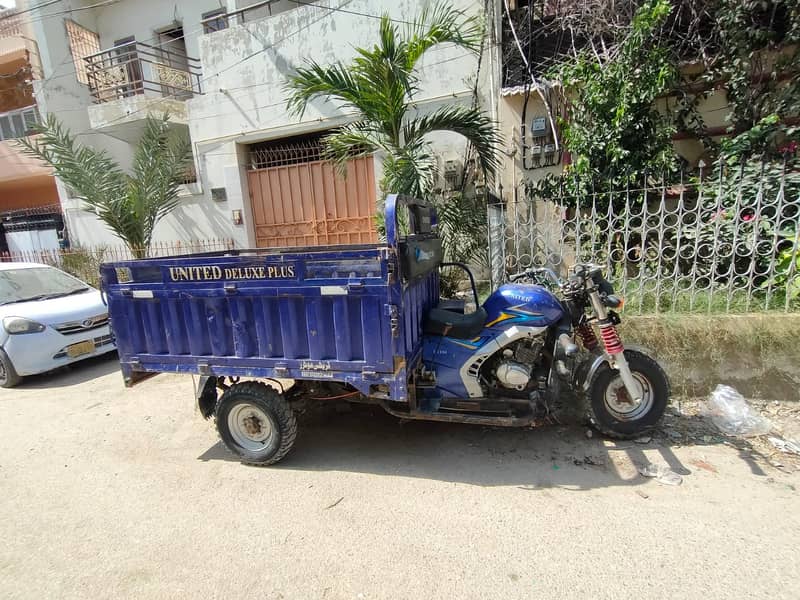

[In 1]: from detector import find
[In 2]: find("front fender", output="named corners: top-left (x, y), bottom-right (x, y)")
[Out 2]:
top-left (577, 344), bottom-right (658, 391)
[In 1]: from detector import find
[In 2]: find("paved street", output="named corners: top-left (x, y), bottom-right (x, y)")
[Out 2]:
top-left (1, 355), bottom-right (798, 600)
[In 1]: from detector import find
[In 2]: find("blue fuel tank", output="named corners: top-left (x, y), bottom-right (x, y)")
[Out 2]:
top-left (482, 283), bottom-right (565, 329)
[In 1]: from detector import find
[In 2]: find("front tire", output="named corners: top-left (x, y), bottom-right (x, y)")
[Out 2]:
top-left (215, 381), bottom-right (298, 465)
top-left (587, 349), bottom-right (669, 438)
top-left (0, 349), bottom-right (21, 388)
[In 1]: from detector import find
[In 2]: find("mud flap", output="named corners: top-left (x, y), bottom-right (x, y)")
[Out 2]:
top-left (196, 375), bottom-right (219, 419)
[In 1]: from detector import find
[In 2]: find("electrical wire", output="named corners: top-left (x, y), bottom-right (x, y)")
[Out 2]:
top-left (33, 0), bottom-right (478, 155)
top-left (503, 0), bottom-right (559, 152)
top-left (0, 0), bottom-right (62, 22)
top-left (34, 0), bottom-right (469, 103)
top-left (33, 0), bottom-right (343, 94)
top-left (287, 0), bottom-right (415, 26)
top-left (0, 0), bottom-right (121, 29)
top-left (74, 0), bottom-right (366, 132)
top-left (190, 52), bottom-right (474, 123)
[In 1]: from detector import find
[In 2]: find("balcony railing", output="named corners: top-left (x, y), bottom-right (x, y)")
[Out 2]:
top-left (201, 1), bottom-right (307, 33)
top-left (84, 42), bottom-right (201, 104)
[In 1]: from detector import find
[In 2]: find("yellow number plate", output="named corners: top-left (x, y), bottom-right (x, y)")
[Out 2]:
top-left (67, 340), bottom-right (95, 358)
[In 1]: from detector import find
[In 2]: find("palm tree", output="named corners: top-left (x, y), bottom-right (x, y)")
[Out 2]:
top-left (285, 1), bottom-right (499, 200)
top-left (19, 114), bottom-right (190, 258)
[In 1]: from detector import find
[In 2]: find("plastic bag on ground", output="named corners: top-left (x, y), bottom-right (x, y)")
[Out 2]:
top-left (701, 385), bottom-right (773, 437)
top-left (638, 463), bottom-right (683, 486)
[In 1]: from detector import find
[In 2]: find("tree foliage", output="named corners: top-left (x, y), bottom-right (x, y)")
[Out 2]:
top-left (19, 114), bottom-right (190, 258)
top-left (528, 0), bottom-right (677, 206)
top-left (285, 1), bottom-right (499, 202)
top-left (709, 0), bottom-right (800, 139)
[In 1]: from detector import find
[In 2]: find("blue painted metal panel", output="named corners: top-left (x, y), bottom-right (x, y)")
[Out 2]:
top-left (102, 195), bottom-right (440, 402)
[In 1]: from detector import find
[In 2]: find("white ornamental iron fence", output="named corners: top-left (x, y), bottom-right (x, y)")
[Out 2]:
top-left (488, 154), bottom-right (800, 314)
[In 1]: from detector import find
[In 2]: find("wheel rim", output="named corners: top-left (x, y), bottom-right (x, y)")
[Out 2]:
top-left (227, 403), bottom-right (276, 452)
top-left (603, 372), bottom-right (654, 421)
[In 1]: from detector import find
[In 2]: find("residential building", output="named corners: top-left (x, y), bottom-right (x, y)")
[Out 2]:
top-left (0, 6), bottom-right (63, 254)
top-left (25, 0), bottom-right (489, 250)
top-left (496, 0), bottom-right (768, 198)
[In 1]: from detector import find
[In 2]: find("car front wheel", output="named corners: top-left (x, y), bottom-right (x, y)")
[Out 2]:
top-left (0, 349), bottom-right (21, 388)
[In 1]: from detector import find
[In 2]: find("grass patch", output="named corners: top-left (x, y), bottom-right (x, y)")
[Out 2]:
top-left (620, 313), bottom-right (800, 399)
top-left (618, 280), bottom-right (799, 314)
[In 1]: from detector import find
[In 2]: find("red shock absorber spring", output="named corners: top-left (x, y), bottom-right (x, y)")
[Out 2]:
top-left (575, 323), bottom-right (599, 351)
top-left (599, 323), bottom-right (624, 355)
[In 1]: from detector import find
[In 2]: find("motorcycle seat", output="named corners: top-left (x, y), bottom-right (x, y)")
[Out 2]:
top-left (424, 306), bottom-right (487, 339)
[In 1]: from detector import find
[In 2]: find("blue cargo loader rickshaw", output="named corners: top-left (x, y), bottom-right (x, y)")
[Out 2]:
top-left (101, 194), bottom-right (669, 465)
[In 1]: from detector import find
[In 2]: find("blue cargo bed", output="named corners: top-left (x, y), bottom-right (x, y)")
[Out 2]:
top-left (100, 195), bottom-right (441, 403)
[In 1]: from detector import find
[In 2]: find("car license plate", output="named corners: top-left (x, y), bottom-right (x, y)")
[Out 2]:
top-left (67, 340), bottom-right (95, 358)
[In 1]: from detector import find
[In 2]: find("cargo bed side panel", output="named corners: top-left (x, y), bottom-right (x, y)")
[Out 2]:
top-left (102, 250), bottom-right (396, 379)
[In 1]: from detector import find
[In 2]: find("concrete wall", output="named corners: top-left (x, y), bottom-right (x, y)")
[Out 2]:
top-left (622, 314), bottom-right (800, 401)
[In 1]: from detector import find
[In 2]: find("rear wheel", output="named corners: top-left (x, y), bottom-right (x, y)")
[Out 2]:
top-left (0, 349), bottom-right (21, 388)
top-left (587, 350), bottom-right (669, 438)
top-left (215, 381), bottom-right (297, 465)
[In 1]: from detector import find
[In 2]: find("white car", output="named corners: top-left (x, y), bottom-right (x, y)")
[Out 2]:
top-left (0, 262), bottom-right (116, 387)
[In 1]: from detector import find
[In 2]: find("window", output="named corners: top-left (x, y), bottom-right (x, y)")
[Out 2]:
top-left (202, 8), bottom-right (228, 33)
top-left (65, 19), bottom-right (100, 85)
top-left (0, 106), bottom-right (39, 141)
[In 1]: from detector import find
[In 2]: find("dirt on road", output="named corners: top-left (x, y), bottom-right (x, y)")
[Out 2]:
top-left (1, 354), bottom-right (798, 600)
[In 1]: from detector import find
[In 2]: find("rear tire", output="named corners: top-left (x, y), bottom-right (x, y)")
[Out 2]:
top-left (215, 381), bottom-right (297, 465)
top-left (0, 349), bottom-right (21, 388)
top-left (587, 349), bottom-right (669, 439)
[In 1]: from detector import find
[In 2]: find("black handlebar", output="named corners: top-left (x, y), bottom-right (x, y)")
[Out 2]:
top-left (509, 267), bottom-right (561, 285)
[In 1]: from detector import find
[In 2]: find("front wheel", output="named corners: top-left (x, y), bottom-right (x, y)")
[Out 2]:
top-left (587, 349), bottom-right (669, 438)
top-left (215, 381), bottom-right (298, 465)
top-left (0, 349), bottom-right (21, 388)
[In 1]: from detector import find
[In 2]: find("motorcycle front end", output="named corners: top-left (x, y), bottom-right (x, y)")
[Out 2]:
top-left (511, 264), bottom-right (670, 438)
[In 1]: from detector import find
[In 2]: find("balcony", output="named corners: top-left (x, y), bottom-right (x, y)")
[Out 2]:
top-left (83, 42), bottom-right (201, 142)
top-left (200, 1), bottom-right (308, 33)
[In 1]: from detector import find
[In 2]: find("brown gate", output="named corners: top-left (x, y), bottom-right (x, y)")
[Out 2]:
top-left (247, 155), bottom-right (377, 248)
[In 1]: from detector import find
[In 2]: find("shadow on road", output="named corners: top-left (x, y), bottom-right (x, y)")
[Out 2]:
top-left (198, 403), bottom-right (708, 489)
top-left (12, 351), bottom-right (120, 389)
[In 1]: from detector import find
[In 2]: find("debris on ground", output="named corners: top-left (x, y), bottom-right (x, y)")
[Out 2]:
top-left (690, 458), bottom-right (718, 474)
top-left (768, 437), bottom-right (800, 456)
top-left (634, 436), bottom-right (652, 444)
top-left (701, 385), bottom-right (774, 437)
top-left (639, 463), bottom-right (683, 486)
top-left (648, 396), bottom-right (800, 473)
top-left (324, 496), bottom-right (344, 510)
top-left (636, 490), bottom-right (649, 499)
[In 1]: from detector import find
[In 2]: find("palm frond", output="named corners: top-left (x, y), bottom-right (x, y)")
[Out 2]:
top-left (285, 60), bottom-right (365, 118)
top-left (403, 105), bottom-right (501, 177)
top-left (405, 1), bottom-right (483, 70)
top-left (383, 140), bottom-right (437, 198)
top-left (129, 114), bottom-right (191, 247)
top-left (284, 1), bottom-right (498, 208)
top-left (17, 114), bottom-right (126, 212)
top-left (321, 121), bottom-right (388, 176)
top-left (17, 113), bottom-right (188, 257)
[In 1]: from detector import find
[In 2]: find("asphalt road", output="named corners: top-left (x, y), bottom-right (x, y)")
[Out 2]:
top-left (1, 354), bottom-right (798, 599)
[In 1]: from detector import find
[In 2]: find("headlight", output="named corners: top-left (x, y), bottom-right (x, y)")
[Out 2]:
top-left (2, 317), bottom-right (46, 334)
